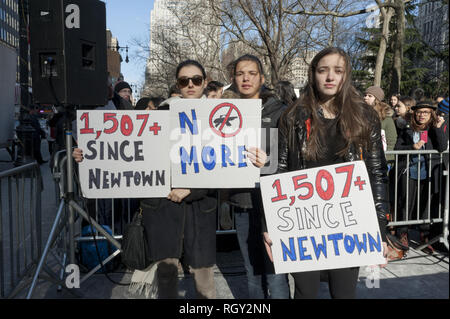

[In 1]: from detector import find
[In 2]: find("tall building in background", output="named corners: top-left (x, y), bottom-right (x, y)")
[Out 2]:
top-left (0, 0), bottom-right (19, 149)
top-left (106, 29), bottom-right (122, 84)
top-left (289, 51), bottom-right (318, 89)
top-left (145, 0), bottom-right (220, 95)
top-left (0, 0), bottom-right (19, 48)
top-left (417, 0), bottom-right (449, 77)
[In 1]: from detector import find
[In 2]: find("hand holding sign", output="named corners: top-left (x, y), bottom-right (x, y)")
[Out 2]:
top-left (170, 99), bottom-right (261, 188)
top-left (246, 147), bottom-right (267, 168)
top-left (167, 189), bottom-right (191, 203)
top-left (263, 232), bottom-right (274, 263)
top-left (73, 148), bottom-right (83, 163)
top-left (77, 110), bottom-right (171, 199)
top-left (260, 161), bottom-right (386, 274)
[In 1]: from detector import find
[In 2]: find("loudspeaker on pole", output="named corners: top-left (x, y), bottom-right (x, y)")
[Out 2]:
top-left (29, 0), bottom-right (108, 106)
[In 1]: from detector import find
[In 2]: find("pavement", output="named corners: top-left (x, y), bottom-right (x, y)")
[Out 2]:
top-left (1, 140), bottom-right (449, 300)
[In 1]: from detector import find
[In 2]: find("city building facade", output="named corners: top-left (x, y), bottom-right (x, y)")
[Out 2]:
top-left (417, 0), bottom-right (449, 77)
top-left (106, 29), bottom-right (122, 84)
top-left (0, 0), bottom-right (19, 147)
top-left (289, 50), bottom-right (318, 89)
top-left (145, 0), bottom-right (221, 95)
top-left (0, 0), bottom-right (19, 49)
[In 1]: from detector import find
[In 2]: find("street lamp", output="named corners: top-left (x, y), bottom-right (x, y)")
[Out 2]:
top-left (108, 44), bottom-right (130, 63)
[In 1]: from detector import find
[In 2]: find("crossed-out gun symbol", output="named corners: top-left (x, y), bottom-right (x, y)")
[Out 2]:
top-left (214, 115), bottom-right (238, 128)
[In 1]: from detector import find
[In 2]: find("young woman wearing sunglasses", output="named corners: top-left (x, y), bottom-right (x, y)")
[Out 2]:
top-left (73, 61), bottom-right (217, 299)
top-left (138, 60), bottom-right (220, 299)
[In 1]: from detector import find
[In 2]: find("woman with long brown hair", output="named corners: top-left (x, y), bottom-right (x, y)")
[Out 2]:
top-left (263, 47), bottom-right (389, 299)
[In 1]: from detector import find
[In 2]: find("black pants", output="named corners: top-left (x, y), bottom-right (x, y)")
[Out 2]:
top-left (291, 267), bottom-right (360, 299)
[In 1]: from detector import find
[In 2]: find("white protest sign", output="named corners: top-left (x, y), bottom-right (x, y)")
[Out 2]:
top-left (260, 161), bottom-right (385, 274)
top-left (77, 110), bottom-right (171, 198)
top-left (170, 99), bottom-right (261, 188)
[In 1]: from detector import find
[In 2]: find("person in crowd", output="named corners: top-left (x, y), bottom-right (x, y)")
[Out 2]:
top-left (390, 94), bottom-right (400, 109)
top-left (393, 96), bottom-right (415, 134)
top-left (114, 81), bottom-right (133, 102)
top-left (73, 60), bottom-right (218, 299)
top-left (394, 100), bottom-right (448, 253)
top-left (429, 97), bottom-right (449, 242)
top-left (389, 96), bottom-right (416, 227)
top-left (135, 97), bottom-right (153, 110)
top-left (364, 86), bottom-right (397, 167)
top-left (228, 54), bottom-right (290, 299)
top-left (205, 81), bottom-right (225, 99)
top-left (435, 96), bottom-right (445, 104)
top-left (221, 85), bottom-right (240, 99)
top-left (275, 80), bottom-right (298, 107)
top-left (410, 87), bottom-right (425, 104)
top-left (168, 84), bottom-right (182, 98)
top-left (264, 47), bottom-right (389, 299)
top-left (28, 106), bottom-right (47, 164)
top-left (112, 81), bottom-right (134, 110)
top-left (135, 97), bottom-right (164, 110)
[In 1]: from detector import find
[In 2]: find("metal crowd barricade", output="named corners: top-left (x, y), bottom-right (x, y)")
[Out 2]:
top-left (48, 151), bottom-right (124, 285)
top-left (43, 150), bottom-right (236, 288)
top-left (386, 149), bottom-right (449, 250)
top-left (0, 162), bottom-right (42, 299)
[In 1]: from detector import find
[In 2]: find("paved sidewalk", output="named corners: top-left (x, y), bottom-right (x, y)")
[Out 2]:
top-left (21, 244), bottom-right (449, 299)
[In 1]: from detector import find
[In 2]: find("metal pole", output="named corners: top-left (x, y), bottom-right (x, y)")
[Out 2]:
top-left (442, 169), bottom-right (449, 250)
top-left (65, 113), bottom-right (76, 265)
top-left (68, 200), bottom-right (122, 250)
top-left (26, 201), bottom-right (65, 299)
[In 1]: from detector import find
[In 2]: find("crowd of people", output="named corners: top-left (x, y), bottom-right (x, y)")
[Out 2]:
top-left (69, 47), bottom-right (448, 299)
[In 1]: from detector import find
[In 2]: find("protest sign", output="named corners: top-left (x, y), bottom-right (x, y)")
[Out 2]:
top-left (170, 99), bottom-right (261, 188)
top-left (77, 110), bottom-right (171, 198)
top-left (260, 161), bottom-right (386, 274)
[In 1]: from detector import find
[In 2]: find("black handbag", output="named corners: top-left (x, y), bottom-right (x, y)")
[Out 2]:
top-left (121, 208), bottom-right (152, 270)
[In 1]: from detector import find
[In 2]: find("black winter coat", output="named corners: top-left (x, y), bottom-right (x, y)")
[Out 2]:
top-left (229, 96), bottom-right (288, 208)
top-left (140, 190), bottom-right (217, 269)
top-left (277, 105), bottom-right (390, 241)
top-left (394, 123), bottom-right (448, 193)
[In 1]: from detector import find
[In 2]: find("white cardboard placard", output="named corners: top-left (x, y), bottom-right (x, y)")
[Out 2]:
top-left (77, 110), bottom-right (171, 198)
top-left (260, 161), bottom-right (385, 274)
top-left (170, 99), bottom-right (261, 188)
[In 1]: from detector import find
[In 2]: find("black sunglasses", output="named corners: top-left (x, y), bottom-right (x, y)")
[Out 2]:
top-left (177, 75), bottom-right (204, 88)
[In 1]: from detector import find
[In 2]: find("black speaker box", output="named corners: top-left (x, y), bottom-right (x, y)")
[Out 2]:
top-left (29, 0), bottom-right (107, 106)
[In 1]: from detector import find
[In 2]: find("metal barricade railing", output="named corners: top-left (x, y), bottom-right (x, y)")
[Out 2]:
top-left (385, 149), bottom-right (449, 250)
top-left (0, 162), bottom-right (42, 299)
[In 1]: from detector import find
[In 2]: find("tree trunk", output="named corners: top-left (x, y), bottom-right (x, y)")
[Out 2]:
top-left (374, 2), bottom-right (395, 87)
top-left (391, 0), bottom-right (405, 95)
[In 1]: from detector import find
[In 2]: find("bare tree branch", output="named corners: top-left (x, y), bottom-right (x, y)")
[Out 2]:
top-left (285, 0), bottom-right (413, 16)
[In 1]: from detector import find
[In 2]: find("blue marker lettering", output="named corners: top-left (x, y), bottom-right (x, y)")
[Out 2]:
top-left (180, 146), bottom-right (199, 174)
top-left (179, 110), bottom-right (198, 135)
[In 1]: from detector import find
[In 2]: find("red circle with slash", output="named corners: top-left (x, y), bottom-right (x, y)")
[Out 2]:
top-left (209, 103), bottom-right (243, 138)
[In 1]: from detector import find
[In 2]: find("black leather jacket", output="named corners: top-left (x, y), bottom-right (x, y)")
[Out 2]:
top-left (277, 106), bottom-right (389, 241)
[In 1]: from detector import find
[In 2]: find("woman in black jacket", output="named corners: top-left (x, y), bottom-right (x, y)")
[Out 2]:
top-left (72, 60), bottom-right (218, 299)
top-left (263, 47), bottom-right (389, 299)
top-left (228, 54), bottom-right (290, 299)
top-left (394, 101), bottom-right (447, 252)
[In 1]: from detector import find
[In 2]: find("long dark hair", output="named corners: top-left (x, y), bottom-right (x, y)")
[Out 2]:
top-left (175, 60), bottom-right (206, 79)
top-left (410, 105), bottom-right (438, 132)
top-left (280, 47), bottom-right (374, 161)
top-left (275, 81), bottom-right (298, 107)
